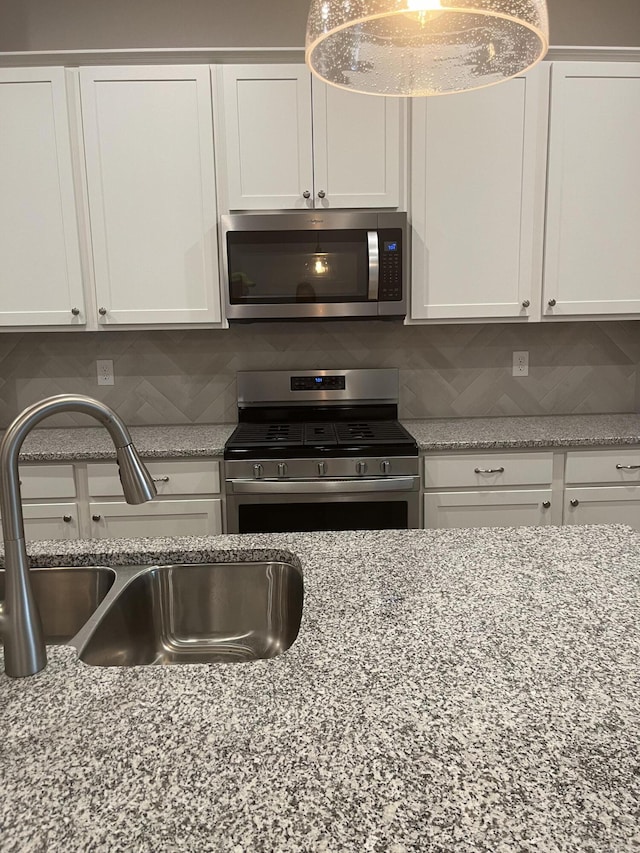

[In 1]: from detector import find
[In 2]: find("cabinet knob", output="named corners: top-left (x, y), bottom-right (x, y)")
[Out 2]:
top-left (92, 514), bottom-right (102, 522)
top-left (547, 299), bottom-right (557, 308)
top-left (317, 190), bottom-right (326, 199)
top-left (302, 190), bottom-right (311, 199)
top-left (542, 501), bottom-right (551, 509)
top-left (63, 515), bottom-right (72, 523)
top-left (71, 307), bottom-right (81, 317)
top-left (570, 499), bottom-right (579, 508)
top-left (522, 300), bottom-right (530, 309)
top-left (98, 307), bottom-right (107, 316)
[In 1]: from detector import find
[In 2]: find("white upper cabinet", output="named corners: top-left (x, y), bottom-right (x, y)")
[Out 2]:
top-left (216, 64), bottom-right (401, 210)
top-left (410, 66), bottom-right (548, 321)
top-left (543, 62), bottom-right (640, 318)
top-left (0, 67), bottom-right (85, 327)
top-left (80, 66), bottom-right (221, 325)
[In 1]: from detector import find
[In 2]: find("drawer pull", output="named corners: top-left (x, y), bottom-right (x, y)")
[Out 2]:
top-left (152, 476), bottom-right (170, 483)
top-left (474, 467), bottom-right (505, 475)
top-left (63, 515), bottom-right (72, 523)
top-left (570, 499), bottom-right (579, 508)
top-left (92, 514), bottom-right (102, 522)
top-left (616, 464), bottom-right (640, 470)
top-left (542, 501), bottom-right (551, 509)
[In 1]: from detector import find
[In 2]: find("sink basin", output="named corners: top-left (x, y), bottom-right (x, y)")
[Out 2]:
top-left (0, 566), bottom-right (116, 643)
top-left (78, 561), bottom-right (303, 667)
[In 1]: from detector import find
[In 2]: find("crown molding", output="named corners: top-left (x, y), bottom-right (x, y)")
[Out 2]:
top-left (0, 44), bottom-right (638, 69)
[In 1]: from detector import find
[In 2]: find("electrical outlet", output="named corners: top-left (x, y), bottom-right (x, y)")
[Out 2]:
top-left (97, 359), bottom-right (114, 386)
top-left (512, 351), bottom-right (529, 377)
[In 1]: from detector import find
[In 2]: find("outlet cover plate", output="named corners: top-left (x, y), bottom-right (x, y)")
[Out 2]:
top-left (97, 359), bottom-right (114, 386)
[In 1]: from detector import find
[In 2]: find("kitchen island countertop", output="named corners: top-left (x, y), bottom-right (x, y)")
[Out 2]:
top-left (1, 524), bottom-right (639, 852)
top-left (6, 412), bottom-right (640, 461)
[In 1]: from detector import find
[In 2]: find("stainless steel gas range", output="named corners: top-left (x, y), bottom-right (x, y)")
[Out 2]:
top-left (224, 368), bottom-right (419, 533)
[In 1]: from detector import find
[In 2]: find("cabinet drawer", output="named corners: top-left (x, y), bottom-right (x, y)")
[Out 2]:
top-left (87, 459), bottom-right (220, 497)
top-left (565, 449), bottom-right (640, 484)
top-left (424, 452), bottom-right (554, 489)
top-left (19, 502), bottom-right (79, 540)
top-left (18, 464), bottom-right (76, 499)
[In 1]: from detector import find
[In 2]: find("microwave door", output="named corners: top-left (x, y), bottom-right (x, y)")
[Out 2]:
top-left (367, 231), bottom-right (379, 301)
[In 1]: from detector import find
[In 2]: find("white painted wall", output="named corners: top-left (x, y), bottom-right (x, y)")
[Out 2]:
top-left (0, 0), bottom-right (638, 52)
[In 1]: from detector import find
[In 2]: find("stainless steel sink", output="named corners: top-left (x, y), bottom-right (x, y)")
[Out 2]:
top-left (77, 561), bottom-right (303, 667)
top-left (0, 567), bottom-right (116, 644)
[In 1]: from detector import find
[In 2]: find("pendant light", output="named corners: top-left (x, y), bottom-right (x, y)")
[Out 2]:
top-left (305, 0), bottom-right (549, 97)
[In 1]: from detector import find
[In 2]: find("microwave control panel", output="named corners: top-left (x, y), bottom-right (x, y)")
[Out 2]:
top-left (378, 230), bottom-right (403, 302)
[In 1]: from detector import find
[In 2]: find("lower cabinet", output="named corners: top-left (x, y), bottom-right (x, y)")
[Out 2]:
top-left (88, 499), bottom-right (222, 538)
top-left (563, 448), bottom-right (640, 531)
top-left (425, 489), bottom-right (554, 529)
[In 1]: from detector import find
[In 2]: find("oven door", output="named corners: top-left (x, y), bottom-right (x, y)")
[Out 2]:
top-left (225, 477), bottom-right (420, 533)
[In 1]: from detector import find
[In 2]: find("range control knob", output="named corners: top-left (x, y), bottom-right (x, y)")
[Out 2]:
top-left (356, 461), bottom-right (368, 475)
top-left (277, 462), bottom-right (288, 478)
top-left (253, 463), bottom-right (264, 479)
top-left (381, 460), bottom-right (391, 475)
top-left (317, 461), bottom-right (327, 476)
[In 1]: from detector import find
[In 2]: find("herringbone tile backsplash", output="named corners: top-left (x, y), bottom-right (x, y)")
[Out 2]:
top-left (1, 321), bottom-right (639, 427)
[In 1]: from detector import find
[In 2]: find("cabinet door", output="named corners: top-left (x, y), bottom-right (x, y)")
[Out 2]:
top-left (411, 66), bottom-right (548, 320)
top-left (0, 67), bottom-right (85, 327)
top-left (15, 503), bottom-right (80, 540)
top-left (218, 65), bottom-right (314, 210)
top-left (564, 487), bottom-right (640, 531)
top-left (89, 499), bottom-right (223, 538)
top-left (424, 489), bottom-right (554, 529)
top-left (311, 81), bottom-right (400, 208)
top-left (80, 66), bottom-right (220, 325)
top-left (544, 63), bottom-right (640, 317)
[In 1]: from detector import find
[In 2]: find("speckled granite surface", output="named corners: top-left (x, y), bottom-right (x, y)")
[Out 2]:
top-left (6, 414), bottom-right (640, 461)
top-left (405, 413), bottom-right (640, 451)
top-left (1, 525), bottom-right (639, 852)
top-left (11, 423), bottom-right (235, 461)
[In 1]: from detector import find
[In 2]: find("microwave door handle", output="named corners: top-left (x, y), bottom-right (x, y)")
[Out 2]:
top-left (367, 231), bottom-right (379, 300)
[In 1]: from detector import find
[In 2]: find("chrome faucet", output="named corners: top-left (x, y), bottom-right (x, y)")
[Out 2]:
top-left (0, 395), bottom-right (157, 678)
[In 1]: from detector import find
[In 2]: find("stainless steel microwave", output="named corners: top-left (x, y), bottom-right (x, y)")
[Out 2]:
top-left (221, 211), bottom-right (407, 322)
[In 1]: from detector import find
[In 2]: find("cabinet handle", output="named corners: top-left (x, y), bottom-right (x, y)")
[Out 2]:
top-left (542, 501), bottom-right (551, 509)
top-left (317, 190), bottom-right (326, 199)
top-left (616, 464), bottom-right (640, 470)
top-left (92, 514), bottom-right (102, 522)
top-left (302, 190), bottom-right (311, 199)
top-left (547, 299), bottom-right (557, 308)
top-left (522, 300), bottom-right (530, 309)
top-left (474, 467), bottom-right (505, 474)
top-left (71, 307), bottom-right (81, 317)
top-left (98, 307), bottom-right (107, 316)
top-left (570, 499), bottom-right (579, 508)
top-left (63, 515), bottom-right (72, 523)
top-left (152, 476), bottom-right (170, 483)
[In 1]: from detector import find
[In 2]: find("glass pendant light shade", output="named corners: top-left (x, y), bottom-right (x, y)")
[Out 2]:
top-left (305, 0), bottom-right (549, 97)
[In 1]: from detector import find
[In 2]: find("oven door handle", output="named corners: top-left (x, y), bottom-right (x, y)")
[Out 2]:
top-left (227, 477), bottom-right (419, 495)
top-left (367, 231), bottom-right (379, 301)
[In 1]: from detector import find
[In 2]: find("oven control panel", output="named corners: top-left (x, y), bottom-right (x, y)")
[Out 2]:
top-left (291, 375), bottom-right (346, 391)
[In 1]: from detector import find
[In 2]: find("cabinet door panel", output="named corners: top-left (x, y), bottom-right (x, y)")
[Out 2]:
top-left (312, 81), bottom-right (400, 208)
top-left (219, 65), bottom-right (314, 210)
top-left (80, 66), bottom-right (220, 324)
top-left (424, 489), bottom-right (554, 529)
top-left (0, 67), bottom-right (84, 326)
top-left (564, 487), bottom-right (640, 531)
top-left (411, 67), bottom-right (547, 320)
top-left (18, 503), bottom-right (80, 540)
top-left (544, 63), bottom-right (640, 316)
top-left (89, 499), bottom-right (222, 538)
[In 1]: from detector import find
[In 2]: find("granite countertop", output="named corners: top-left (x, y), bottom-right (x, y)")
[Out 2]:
top-left (5, 413), bottom-right (640, 462)
top-left (1, 525), bottom-right (639, 852)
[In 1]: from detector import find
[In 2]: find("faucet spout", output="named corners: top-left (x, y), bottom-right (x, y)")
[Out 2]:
top-left (0, 395), bottom-right (157, 677)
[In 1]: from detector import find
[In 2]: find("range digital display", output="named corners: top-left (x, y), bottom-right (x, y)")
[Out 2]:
top-left (291, 375), bottom-right (346, 391)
